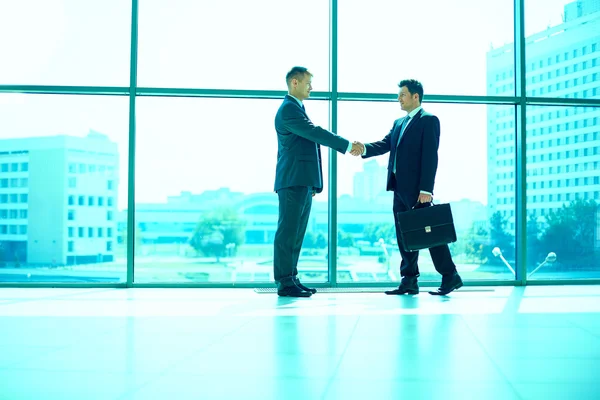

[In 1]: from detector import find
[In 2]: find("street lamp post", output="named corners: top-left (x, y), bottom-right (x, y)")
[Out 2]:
top-left (492, 247), bottom-right (515, 275)
top-left (527, 252), bottom-right (557, 279)
top-left (378, 238), bottom-right (390, 273)
top-left (225, 242), bottom-right (236, 258)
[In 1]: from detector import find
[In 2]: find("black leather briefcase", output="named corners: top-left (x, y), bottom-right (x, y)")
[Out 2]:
top-left (396, 203), bottom-right (457, 252)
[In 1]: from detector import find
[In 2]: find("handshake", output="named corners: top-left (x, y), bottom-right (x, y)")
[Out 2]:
top-left (350, 141), bottom-right (365, 156)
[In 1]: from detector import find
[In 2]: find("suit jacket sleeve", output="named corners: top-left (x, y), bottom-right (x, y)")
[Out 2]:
top-left (282, 103), bottom-right (350, 153)
top-left (419, 115), bottom-right (440, 193)
top-left (362, 121), bottom-right (395, 158)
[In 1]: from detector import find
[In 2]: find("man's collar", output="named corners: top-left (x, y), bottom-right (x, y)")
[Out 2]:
top-left (406, 106), bottom-right (423, 119)
top-left (287, 94), bottom-right (303, 107)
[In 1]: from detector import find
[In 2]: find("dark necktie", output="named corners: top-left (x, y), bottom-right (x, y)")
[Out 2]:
top-left (393, 116), bottom-right (411, 173)
top-left (396, 115), bottom-right (411, 147)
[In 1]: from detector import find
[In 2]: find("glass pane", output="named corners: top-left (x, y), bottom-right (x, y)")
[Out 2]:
top-left (135, 97), bottom-right (330, 283)
top-left (339, 0), bottom-right (514, 95)
top-left (138, 0), bottom-right (329, 90)
top-left (526, 105), bottom-right (600, 279)
top-left (0, 94), bottom-right (129, 282)
top-left (525, 0), bottom-right (600, 99)
top-left (0, 1), bottom-right (131, 86)
top-left (338, 101), bottom-right (516, 283)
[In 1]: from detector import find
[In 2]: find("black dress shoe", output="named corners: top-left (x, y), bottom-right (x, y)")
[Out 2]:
top-left (385, 278), bottom-right (419, 295)
top-left (429, 273), bottom-right (463, 296)
top-left (293, 277), bottom-right (317, 294)
top-left (277, 284), bottom-right (312, 297)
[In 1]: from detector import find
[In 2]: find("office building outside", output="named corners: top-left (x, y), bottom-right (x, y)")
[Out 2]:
top-left (353, 160), bottom-right (391, 204)
top-left (487, 0), bottom-right (600, 231)
top-left (0, 131), bottom-right (119, 266)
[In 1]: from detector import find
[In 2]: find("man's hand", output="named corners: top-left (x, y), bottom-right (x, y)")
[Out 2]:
top-left (418, 193), bottom-right (432, 203)
top-left (350, 141), bottom-right (364, 156)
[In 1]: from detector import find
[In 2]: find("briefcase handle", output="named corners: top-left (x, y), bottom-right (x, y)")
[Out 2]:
top-left (412, 200), bottom-right (435, 210)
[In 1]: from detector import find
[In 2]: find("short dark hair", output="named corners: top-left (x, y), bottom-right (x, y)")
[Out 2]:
top-left (398, 79), bottom-right (424, 103)
top-left (286, 66), bottom-right (312, 87)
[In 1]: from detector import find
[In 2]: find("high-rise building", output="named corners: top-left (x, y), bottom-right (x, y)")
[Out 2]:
top-left (0, 131), bottom-right (119, 266)
top-left (487, 0), bottom-right (600, 231)
top-left (353, 160), bottom-right (391, 204)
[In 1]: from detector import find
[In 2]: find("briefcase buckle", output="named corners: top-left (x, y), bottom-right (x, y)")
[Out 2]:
top-left (425, 226), bottom-right (431, 233)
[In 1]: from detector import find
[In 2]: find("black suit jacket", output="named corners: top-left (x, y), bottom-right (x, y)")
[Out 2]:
top-left (363, 108), bottom-right (440, 201)
top-left (274, 95), bottom-right (350, 193)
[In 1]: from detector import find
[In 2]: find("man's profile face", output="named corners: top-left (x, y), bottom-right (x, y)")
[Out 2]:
top-left (292, 73), bottom-right (312, 100)
top-left (398, 86), bottom-right (419, 112)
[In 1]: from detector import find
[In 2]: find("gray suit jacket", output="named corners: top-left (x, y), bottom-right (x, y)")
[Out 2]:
top-left (274, 95), bottom-right (350, 193)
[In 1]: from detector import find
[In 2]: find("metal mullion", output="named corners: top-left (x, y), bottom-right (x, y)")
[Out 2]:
top-left (0, 85), bottom-right (128, 96)
top-left (126, 0), bottom-right (139, 287)
top-left (328, 0), bottom-right (339, 287)
top-left (515, 0), bottom-right (527, 285)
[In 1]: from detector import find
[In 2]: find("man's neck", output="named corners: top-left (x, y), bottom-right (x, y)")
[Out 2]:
top-left (406, 105), bottom-right (420, 114)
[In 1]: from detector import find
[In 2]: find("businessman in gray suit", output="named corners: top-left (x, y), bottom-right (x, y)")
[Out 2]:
top-left (274, 66), bottom-right (363, 297)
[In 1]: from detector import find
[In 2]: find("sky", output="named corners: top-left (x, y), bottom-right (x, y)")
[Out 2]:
top-left (0, 0), bottom-right (588, 210)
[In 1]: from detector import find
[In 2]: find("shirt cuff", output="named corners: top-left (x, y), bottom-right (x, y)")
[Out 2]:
top-left (420, 190), bottom-right (432, 196)
top-left (362, 145), bottom-right (367, 156)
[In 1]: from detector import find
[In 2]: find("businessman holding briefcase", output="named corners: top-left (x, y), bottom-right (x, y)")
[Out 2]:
top-left (351, 79), bottom-right (463, 295)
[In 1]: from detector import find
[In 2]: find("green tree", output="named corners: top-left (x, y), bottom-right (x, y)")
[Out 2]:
top-left (458, 224), bottom-right (489, 264)
top-left (189, 207), bottom-right (246, 262)
top-left (362, 223), bottom-right (379, 244)
top-left (539, 199), bottom-right (598, 267)
top-left (527, 213), bottom-right (543, 267)
top-left (362, 222), bottom-right (396, 245)
top-left (315, 232), bottom-right (327, 249)
top-left (338, 230), bottom-right (355, 248)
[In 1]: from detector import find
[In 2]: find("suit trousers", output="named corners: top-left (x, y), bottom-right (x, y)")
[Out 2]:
top-left (273, 186), bottom-right (313, 285)
top-left (392, 184), bottom-right (457, 279)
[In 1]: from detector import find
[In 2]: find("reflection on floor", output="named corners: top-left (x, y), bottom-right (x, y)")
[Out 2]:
top-left (0, 286), bottom-right (599, 399)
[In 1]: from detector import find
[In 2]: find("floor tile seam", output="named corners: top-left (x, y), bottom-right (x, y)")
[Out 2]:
top-left (319, 316), bottom-right (362, 400)
top-left (568, 322), bottom-right (600, 339)
top-left (460, 314), bottom-right (525, 400)
top-left (0, 288), bottom-right (118, 305)
top-left (113, 315), bottom-right (262, 400)
top-left (520, 294), bottom-right (600, 298)
top-left (0, 365), bottom-right (165, 375)
top-left (0, 344), bottom-right (73, 370)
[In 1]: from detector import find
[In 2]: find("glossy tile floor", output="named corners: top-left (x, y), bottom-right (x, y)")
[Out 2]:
top-left (0, 286), bottom-right (599, 400)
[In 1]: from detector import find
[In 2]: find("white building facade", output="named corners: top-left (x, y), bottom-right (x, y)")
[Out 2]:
top-left (487, 0), bottom-right (600, 231)
top-left (0, 131), bottom-right (119, 266)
